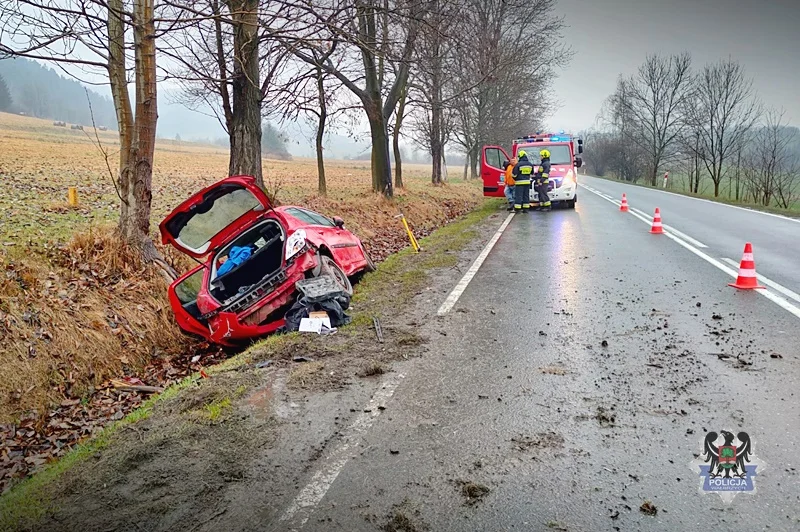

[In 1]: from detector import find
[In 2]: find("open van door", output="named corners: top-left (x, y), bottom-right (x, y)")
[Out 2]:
top-left (481, 145), bottom-right (510, 197)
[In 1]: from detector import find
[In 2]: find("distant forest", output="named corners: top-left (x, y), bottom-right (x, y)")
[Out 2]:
top-left (0, 58), bottom-right (116, 128)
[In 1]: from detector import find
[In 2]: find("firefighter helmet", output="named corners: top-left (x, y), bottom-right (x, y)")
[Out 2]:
top-left (518, 150), bottom-right (527, 158)
top-left (540, 149), bottom-right (550, 159)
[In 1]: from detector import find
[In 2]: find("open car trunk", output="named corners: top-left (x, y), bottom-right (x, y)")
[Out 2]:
top-left (209, 219), bottom-right (285, 305)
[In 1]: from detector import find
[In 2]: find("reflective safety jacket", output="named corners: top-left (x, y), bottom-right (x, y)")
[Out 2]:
top-left (504, 163), bottom-right (515, 186)
top-left (512, 156), bottom-right (535, 185)
top-left (536, 157), bottom-right (551, 183)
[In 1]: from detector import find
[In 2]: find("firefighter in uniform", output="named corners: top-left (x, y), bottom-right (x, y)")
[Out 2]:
top-left (512, 150), bottom-right (534, 212)
top-left (534, 149), bottom-right (552, 211)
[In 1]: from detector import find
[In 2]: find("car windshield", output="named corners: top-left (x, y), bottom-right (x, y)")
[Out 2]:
top-left (178, 187), bottom-right (262, 250)
top-left (520, 144), bottom-right (572, 165)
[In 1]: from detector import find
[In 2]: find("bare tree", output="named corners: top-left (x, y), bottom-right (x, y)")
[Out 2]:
top-left (449, 0), bottom-right (569, 178)
top-left (162, 0), bottom-right (296, 189)
top-left (281, 0), bottom-right (428, 197)
top-left (408, 0), bottom-right (454, 185)
top-left (268, 47), bottom-right (358, 196)
top-left (616, 53), bottom-right (693, 186)
top-left (744, 109), bottom-right (799, 208)
top-left (600, 79), bottom-right (650, 183)
top-left (312, 63), bottom-right (330, 195)
top-left (687, 59), bottom-right (761, 197)
top-left (391, 83), bottom-right (407, 188)
top-left (0, 0), bottom-right (169, 266)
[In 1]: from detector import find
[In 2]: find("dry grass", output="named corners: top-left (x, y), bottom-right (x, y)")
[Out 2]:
top-left (0, 111), bottom-right (484, 422)
top-left (359, 360), bottom-right (386, 377)
top-left (0, 227), bottom-right (187, 422)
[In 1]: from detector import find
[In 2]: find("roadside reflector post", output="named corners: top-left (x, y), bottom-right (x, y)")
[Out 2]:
top-left (68, 187), bottom-right (78, 207)
top-left (396, 212), bottom-right (421, 253)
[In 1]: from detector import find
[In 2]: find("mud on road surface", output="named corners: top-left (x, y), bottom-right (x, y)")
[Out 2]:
top-left (9, 189), bottom-right (800, 531)
top-left (290, 187), bottom-right (799, 531)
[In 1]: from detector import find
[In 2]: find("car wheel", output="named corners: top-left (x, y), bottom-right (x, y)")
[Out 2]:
top-left (567, 199), bottom-right (576, 209)
top-left (361, 243), bottom-right (377, 272)
top-left (319, 255), bottom-right (353, 296)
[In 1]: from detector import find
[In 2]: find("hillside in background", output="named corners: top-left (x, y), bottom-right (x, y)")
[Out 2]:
top-left (0, 58), bottom-right (116, 128)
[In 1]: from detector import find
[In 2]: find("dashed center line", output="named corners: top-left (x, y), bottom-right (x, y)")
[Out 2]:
top-left (578, 183), bottom-right (800, 320)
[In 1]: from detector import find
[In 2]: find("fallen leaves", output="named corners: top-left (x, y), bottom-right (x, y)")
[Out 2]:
top-left (458, 480), bottom-right (490, 506)
top-left (639, 500), bottom-right (658, 516)
top-left (0, 342), bottom-right (226, 494)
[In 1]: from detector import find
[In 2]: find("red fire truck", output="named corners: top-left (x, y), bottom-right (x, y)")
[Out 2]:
top-left (481, 132), bottom-right (584, 208)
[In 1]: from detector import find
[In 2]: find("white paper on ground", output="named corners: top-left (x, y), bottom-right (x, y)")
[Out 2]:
top-left (299, 317), bottom-right (332, 334)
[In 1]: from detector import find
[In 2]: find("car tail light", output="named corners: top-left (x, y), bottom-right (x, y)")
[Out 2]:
top-left (285, 229), bottom-right (307, 261)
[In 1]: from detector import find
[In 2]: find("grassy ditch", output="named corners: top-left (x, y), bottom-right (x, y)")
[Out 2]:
top-left (0, 375), bottom-right (199, 529)
top-left (0, 198), bottom-right (503, 530)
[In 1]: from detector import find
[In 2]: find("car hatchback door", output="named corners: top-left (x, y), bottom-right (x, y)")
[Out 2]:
top-left (159, 175), bottom-right (273, 259)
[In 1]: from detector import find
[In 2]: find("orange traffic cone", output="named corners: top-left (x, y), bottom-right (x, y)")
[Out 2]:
top-left (728, 243), bottom-right (765, 290)
top-left (619, 193), bottom-right (629, 212)
top-left (650, 208), bottom-right (664, 234)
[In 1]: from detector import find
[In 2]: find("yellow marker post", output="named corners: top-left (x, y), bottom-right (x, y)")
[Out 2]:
top-left (68, 187), bottom-right (78, 207)
top-left (396, 212), bottom-right (421, 253)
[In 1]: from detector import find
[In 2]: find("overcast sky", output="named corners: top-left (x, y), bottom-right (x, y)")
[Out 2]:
top-left (549, 0), bottom-right (800, 132)
top-left (60, 0), bottom-right (799, 150)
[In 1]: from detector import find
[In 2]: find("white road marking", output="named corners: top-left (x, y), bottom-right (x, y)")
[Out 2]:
top-left (661, 225), bottom-right (708, 248)
top-left (584, 176), bottom-right (800, 224)
top-left (721, 257), bottom-right (800, 304)
top-left (279, 374), bottom-right (404, 528)
top-left (626, 206), bottom-right (707, 247)
top-left (579, 183), bottom-right (800, 320)
top-left (437, 212), bottom-right (515, 315)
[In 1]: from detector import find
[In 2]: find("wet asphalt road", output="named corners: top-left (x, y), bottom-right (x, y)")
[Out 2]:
top-left (277, 187), bottom-right (800, 531)
top-left (579, 175), bottom-right (800, 294)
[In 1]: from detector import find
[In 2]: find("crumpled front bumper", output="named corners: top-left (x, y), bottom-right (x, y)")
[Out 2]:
top-left (547, 182), bottom-right (577, 202)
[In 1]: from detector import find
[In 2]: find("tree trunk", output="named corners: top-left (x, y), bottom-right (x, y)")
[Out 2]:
top-left (431, 143), bottom-right (443, 185)
top-left (316, 67), bottom-right (327, 196)
top-left (370, 118), bottom-right (393, 197)
top-left (430, 105), bottom-right (443, 186)
top-left (469, 146), bottom-right (479, 179)
top-left (367, 100), bottom-right (393, 197)
top-left (117, 0), bottom-right (157, 247)
top-left (108, 0), bottom-right (133, 235)
top-left (316, 116), bottom-right (326, 196)
top-left (735, 150), bottom-right (741, 201)
top-left (393, 86), bottom-right (407, 189)
top-left (226, 0), bottom-right (263, 187)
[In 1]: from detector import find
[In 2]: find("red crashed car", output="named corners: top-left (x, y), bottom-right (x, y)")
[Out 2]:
top-left (159, 175), bottom-right (375, 345)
